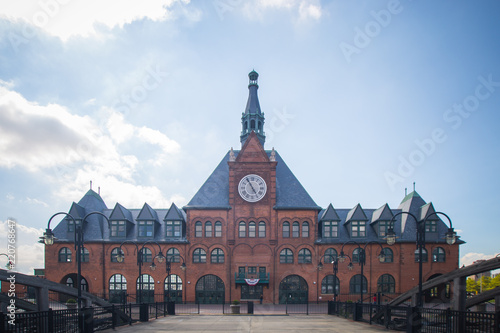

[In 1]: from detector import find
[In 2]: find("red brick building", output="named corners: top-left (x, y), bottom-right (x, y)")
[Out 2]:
top-left (44, 71), bottom-right (460, 304)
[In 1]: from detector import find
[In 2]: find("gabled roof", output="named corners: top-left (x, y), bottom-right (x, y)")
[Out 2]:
top-left (345, 204), bottom-right (368, 224)
top-left (184, 149), bottom-right (320, 210)
top-left (109, 203), bottom-right (134, 222)
top-left (418, 202), bottom-right (438, 221)
top-left (67, 202), bottom-right (86, 220)
top-left (164, 203), bottom-right (185, 221)
top-left (371, 203), bottom-right (394, 224)
top-left (320, 203), bottom-right (340, 221)
top-left (137, 203), bottom-right (159, 222)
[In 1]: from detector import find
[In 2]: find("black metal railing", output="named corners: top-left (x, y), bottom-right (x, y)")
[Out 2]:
top-left (328, 301), bottom-right (500, 333)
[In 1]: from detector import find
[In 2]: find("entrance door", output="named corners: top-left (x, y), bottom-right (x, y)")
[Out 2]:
top-left (279, 275), bottom-right (308, 304)
top-left (241, 284), bottom-right (263, 300)
top-left (195, 275), bottom-right (225, 304)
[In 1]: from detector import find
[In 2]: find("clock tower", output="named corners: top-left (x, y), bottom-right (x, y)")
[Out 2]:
top-left (184, 70), bottom-right (320, 303)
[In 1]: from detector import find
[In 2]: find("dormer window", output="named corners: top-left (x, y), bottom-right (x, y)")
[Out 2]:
top-left (378, 221), bottom-right (390, 238)
top-left (323, 221), bottom-right (338, 238)
top-left (110, 221), bottom-right (126, 237)
top-left (351, 221), bottom-right (366, 238)
top-left (166, 220), bottom-right (182, 238)
top-left (425, 220), bottom-right (437, 233)
top-left (67, 219), bottom-right (82, 232)
top-left (138, 221), bottom-right (154, 238)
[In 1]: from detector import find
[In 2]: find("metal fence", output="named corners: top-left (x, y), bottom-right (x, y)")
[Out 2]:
top-left (329, 301), bottom-right (500, 333)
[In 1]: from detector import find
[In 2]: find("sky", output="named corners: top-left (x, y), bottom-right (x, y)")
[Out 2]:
top-left (0, 0), bottom-right (499, 275)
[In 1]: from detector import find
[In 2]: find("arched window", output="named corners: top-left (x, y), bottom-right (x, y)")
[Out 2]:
top-left (248, 221), bottom-right (256, 237)
top-left (59, 247), bottom-right (72, 262)
top-left (141, 248), bottom-right (153, 263)
top-left (164, 274), bottom-right (183, 300)
top-left (415, 248), bottom-right (428, 262)
top-left (432, 247), bottom-right (446, 262)
top-left (258, 221), bottom-right (266, 238)
top-left (382, 248), bottom-right (393, 263)
top-left (352, 248), bottom-right (361, 263)
top-left (215, 221), bottom-right (222, 237)
top-left (258, 121), bottom-right (262, 131)
top-left (325, 248), bottom-right (338, 263)
top-left (111, 247), bottom-right (122, 263)
top-left (250, 119), bottom-right (256, 129)
top-left (377, 274), bottom-right (395, 293)
top-left (292, 221), bottom-right (300, 237)
top-left (280, 248), bottom-right (293, 264)
top-left (211, 248), bottom-right (225, 263)
top-left (195, 221), bottom-right (202, 237)
top-left (65, 277), bottom-right (74, 288)
top-left (349, 274), bottom-right (367, 294)
top-left (167, 248), bottom-right (180, 263)
top-left (302, 222), bottom-right (309, 238)
top-left (282, 221), bottom-right (290, 238)
top-left (205, 221), bottom-right (212, 237)
top-left (193, 248), bottom-right (207, 263)
top-left (79, 247), bottom-right (90, 262)
top-left (298, 249), bottom-right (312, 264)
top-left (239, 221), bottom-right (246, 237)
top-left (321, 275), bottom-right (339, 295)
top-left (109, 274), bottom-right (127, 303)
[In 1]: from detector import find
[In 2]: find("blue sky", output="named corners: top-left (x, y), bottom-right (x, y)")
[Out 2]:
top-left (0, 0), bottom-right (499, 274)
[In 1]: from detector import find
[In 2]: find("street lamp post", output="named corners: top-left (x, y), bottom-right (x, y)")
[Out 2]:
top-left (163, 255), bottom-right (186, 303)
top-left (116, 240), bottom-right (165, 304)
top-left (43, 211), bottom-right (110, 332)
top-left (338, 240), bottom-right (386, 304)
top-left (318, 254), bottom-right (339, 302)
top-left (0, 253), bottom-right (13, 270)
top-left (43, 212), bottom-right (109, 310)
top-left (386, 211), bottom-right (457, 307)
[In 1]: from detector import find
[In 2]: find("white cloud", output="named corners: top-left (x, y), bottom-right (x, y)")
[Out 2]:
top-left (460, 252), bottom-right (499, 267)
top-left (0, 0), bottom-right (200, 40)
top-left (0, 86), bottom-right (182, 209)
top-left (243, 0), bottom-right (324, 21)
top-left (0, 219), bottom-right (45, 275)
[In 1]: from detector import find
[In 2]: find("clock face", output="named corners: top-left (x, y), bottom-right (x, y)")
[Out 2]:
top-left (238, 174), bottom-right (267, 202)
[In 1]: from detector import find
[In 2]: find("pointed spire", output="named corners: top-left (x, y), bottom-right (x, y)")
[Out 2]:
top-left (241, 70), bottom-right (265, 147)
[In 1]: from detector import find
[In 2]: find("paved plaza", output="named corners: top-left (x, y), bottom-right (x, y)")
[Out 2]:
top-left (102, 315), bottom-right (388, 333)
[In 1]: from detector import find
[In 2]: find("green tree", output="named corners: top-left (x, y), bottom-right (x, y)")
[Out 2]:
top-left (466, 278), bottom-right (479, 294)
top-left (489, 274), bottom-right (500, 289)
top-left (479, 276), bottom-right (492, 292)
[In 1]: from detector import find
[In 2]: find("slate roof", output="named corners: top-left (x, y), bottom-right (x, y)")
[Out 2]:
top-left (184, 149), bottom-right (321, 210)
top-left (52, 190), bottom-right (188, 244)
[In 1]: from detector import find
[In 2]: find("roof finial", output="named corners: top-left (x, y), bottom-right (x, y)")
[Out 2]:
top-left (229, 147), bottom-right (236, 162)
top-left (270, 147), bottom-right (276, 162)
top-left (405, 188), bottom-right (407, 196)
top-left (413, 182), bottom-right (416, 192)
top-left (98, 186), bottom-right (100, 195)
top-left (90, 180), bottom-right (92, 190)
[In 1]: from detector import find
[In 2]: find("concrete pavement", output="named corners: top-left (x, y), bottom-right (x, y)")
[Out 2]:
top-left (102, 315), bottom-right (389, 332)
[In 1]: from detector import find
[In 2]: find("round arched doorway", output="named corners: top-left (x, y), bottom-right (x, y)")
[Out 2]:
top-left (195, 274), bottom-right (225, 304)
top-left (59, 273), bottom-right (88, 302)
top-left (279, 275), bottom-right (308, 304)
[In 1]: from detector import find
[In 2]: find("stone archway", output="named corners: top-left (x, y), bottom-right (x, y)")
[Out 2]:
top-left (195, 274), bottom-right (225, 304)
top-left (279, 275), bottom-right (308, 304)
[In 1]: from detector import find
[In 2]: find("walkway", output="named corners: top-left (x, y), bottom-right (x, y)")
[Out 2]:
top-left (101, 315), bottom-right (388, 333)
